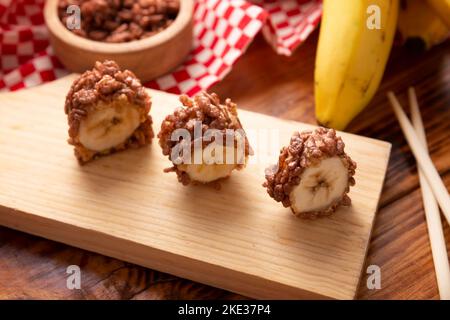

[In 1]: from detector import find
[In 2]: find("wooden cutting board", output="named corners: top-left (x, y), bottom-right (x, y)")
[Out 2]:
top-left (0, 75), bottom-right (391, 299)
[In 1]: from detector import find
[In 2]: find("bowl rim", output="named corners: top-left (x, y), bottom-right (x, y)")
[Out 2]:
top-left (44, 0), bottom-right (194, 54)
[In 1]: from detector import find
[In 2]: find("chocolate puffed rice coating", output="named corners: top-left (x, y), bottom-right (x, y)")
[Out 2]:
top-left (263, 127), bottom-right (356, 219)
top-left (65, 60), bottom-right (153, 164)
top-left (158, 92), bottom-right (252, 185)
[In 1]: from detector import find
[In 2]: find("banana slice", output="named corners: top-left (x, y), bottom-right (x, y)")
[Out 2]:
top-left (78, 95), bottom-right (141, 152)
top-left (177, 163), bottom-right (237, 183)
top-left (177, 144), bottom-right (246, 183)
top-left (289, 157), bottom-right (349, 213)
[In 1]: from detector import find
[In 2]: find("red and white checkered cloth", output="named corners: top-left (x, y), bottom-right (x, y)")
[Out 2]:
top-left (256, 0), bottom-right (322, 55)
top-left (0, 0), bottom-right (322, 94)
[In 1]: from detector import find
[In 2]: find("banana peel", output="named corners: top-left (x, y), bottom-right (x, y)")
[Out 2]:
top-left (314, 0), bottom-right (400, 130)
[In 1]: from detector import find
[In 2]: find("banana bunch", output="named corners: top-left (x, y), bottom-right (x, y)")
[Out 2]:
top-left (398, 0), bottom-right (449, 50)
top-left (314, 0), bottom-right (449, 131)
top-left (426, 0), bottom-right (450, 29)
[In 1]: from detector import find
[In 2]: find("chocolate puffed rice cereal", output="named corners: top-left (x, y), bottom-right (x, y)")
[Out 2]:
top-left (65, 60), bottom-right (153, 164)
top-left (58, 0), bottom-right (180, 43)
top-left (263, 127), bottom-right (356, 219)
top-left (158, 92), bottom-right (252, 186)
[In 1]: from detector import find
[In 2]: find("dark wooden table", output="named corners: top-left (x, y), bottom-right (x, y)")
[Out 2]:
top-left (0, 32), bottom-right (449, 300)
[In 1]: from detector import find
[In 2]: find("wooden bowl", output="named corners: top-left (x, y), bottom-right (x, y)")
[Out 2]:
top-left (44, 0), bottom-right (194, 82)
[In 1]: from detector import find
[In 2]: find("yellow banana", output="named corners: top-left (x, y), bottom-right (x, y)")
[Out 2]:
top-left (398, 0), bottom-right (449, 50)
top-left (426, 0), bottom-right (450, 28)
top-left (314, 0), bottom-right (399, 130)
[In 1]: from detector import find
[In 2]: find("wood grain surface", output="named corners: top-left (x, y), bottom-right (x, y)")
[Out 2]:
top-left (0, 32), bottom-right (449, 300)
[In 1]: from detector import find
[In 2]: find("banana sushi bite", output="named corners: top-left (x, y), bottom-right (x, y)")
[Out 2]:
top-left (65, 60), bottom-right (153, 163)
top-left (158, 92), bottom-right (252, 186)
top-left (263, 128), bottom-right (356, 219)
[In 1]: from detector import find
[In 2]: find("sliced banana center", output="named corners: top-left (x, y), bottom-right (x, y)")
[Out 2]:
top-left (78, 95), bottom-right (141, 152)
top-left (290, 156), bottom-right (348, 213)
top-left (177, 144), bottom-right (246, 183)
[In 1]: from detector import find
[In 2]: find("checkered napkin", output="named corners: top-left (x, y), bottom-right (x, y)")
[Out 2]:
top-left (0, 0), bottom-right (322, 94)
top-left (255, 0), bottom-right (322, 56)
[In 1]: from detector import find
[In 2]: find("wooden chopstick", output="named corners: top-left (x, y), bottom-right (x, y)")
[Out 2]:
top-left (387, 91), bottom-right (450, 224)
top-left (409, 87), bottom-right (450, 300)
